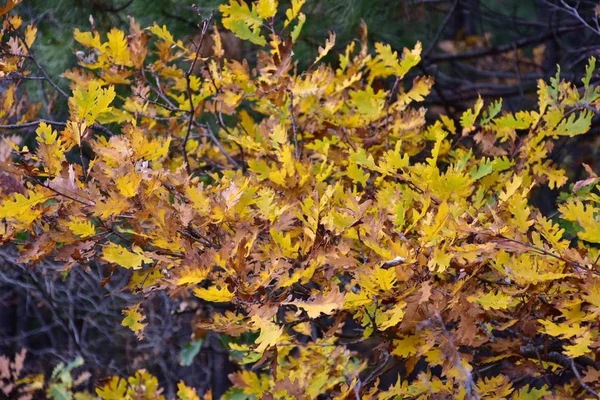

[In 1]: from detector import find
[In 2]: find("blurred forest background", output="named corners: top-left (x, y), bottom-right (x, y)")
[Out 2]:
top-left (2, 0), bottom-right (600, 397)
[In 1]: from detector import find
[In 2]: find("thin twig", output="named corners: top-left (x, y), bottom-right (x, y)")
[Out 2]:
top-left (423, 0), bottom-right (458, 58)
top-left (182, 11), bottom-right (213, 175)
top-left (201, 122), bottom-right (242, 169)
top-left (288, 91), bottom-right (299, 159)
top-left (571, 358), bottom-right (600, 399)
top-left (432, 308), bottom-right (480, 399)
top-left (8, 20), bottom-right (69, 99)
top-left (427, 25), bottom-right (582, 62)
top-left (0, 119), bottom-right (114, 136)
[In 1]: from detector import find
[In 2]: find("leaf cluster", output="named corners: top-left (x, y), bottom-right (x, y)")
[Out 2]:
top-left (1, 1), bottom-right (600, 398)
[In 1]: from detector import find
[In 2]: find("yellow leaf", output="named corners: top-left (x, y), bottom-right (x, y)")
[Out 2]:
top-left (564, 331), bottom-right (593, 358)
top-left (194, 286), bottom-right (235, 302)
top-left (256, 0), bottom-right (277, 19)
top-left (290, 12), bottom-right (305, 42)
top-left (512, 384), bottom-right (550, 400)
top-left (220, 0), bottom-right (266, 46)
top-left (467, 291), bottom-right (512, 310)
top-left (102, 243), bottom-right (152, 269)
top-left (284, 0), bottom-right (305, 28)
top-left (392, 335), bottom-right (422, 358)
top-left (346, 161), bottom-right (370, 186)
top-left (476, 376), bottom-right (514, 399)
top-left (177, 382), bottom-right (200, 400)
top-left (24, 24), bottom-right (37, 47)
top-left (116, 172), bottom-right (142, 198)
top-left (105, 28), bottom-right (132, 66)
top-left (251, 315), bottom-right (283, 354)
top-left (313, 31), bottom-right (335, 65)
top-left (121, 304), bottom-right (146, 338)
top-left (559, 200), bottom-right (600, 243)
top-left (284, 287), bottom-right (344, 318)
top-left (538, 320), bottom-right (581, 338)
top-left (0, 190), bottom-right (48, 226)
top-left (96, 377), bottom-right (127, 400)
top-left (66, 217), bottom-right (96, 238)
top-left (461, 95), bottom-right (484, 134)
top-left (177, 267), bottom-right (209, 286)
top-left (427, 246), bottom-right (453, 273)
top-left (35, 122), bottom-right (67, 176)
top-left (69, 80), bottom-right (116, 125)
top-left (377, 302), bottom-right (406, 330)
top-left (93, 194), bottom-right (130, 219)
top-left (349, 86), bottom-right (386, 121)
top-left (368, 42), bottom-right (422, 82)
top-left (74, 28), bottom-right (103, 49)
top-left (357, 267), bottom-right (397, 294)
top-left (508, 192), bottom-right (533, 233)
top-left (422, 201), bottom-right (450, 243)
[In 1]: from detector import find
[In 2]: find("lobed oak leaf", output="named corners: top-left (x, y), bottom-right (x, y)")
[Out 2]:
top-left (115, 172), bottom-right (142, 198)
top-left (194, 286), bottom-right (235, 303)
top-left (96, 376), bottom-right (127, 400)
top-left (460, 96), bottom-right (483, 135)
top-left (0, 189), bottom-right (48, 228)
top-left (508, 192), bottom-right (534, 233)
top-left (176, 382), bottom-right (200, 400)
top-left (105, 28), bottom-right (133, 67)
top-left (147, 24), bottom-right (175, 46)
top-left (256, 0), bottom-right (277, 20)
top-left (102, 243), bottom-right (152, 270)
top-left (392, 335), bottom-right (422, 358)
top-left (284, 0), bottom-right (305, 28)
top-left (250, 315), bottom-right (283, 354)
top-left (284, 287), bottom-right (344, 319)
top-left (121, 304), bottom-right (146, 339)
top-left (93, 194), bottom-right (130, 219)
top-left (537, 320), bottom-right (581, 339)
top-left (556, 110), bottom-right (593, 137)
top-left (564, 331), bottom-right (593, 358)
top-left (290, 12), bottom-right (306, 42)
top-left (582, 367), bottom-right (600, 384)
top-left (499, 175), bottom-right (523, 202)
top-left (74, 28), bottom-right (102, 49)
top-left (427, 246), bottom-right (453, 273)
top-left (377, 301), bottom-right (406, 330)
top-left (35, 122), bottom-right (67, 176)
top-left (176, 267), bottom-right (209, 286)
top-left (398, 76), bottom-right (434, 105)
top-left (228, 370), bottom-right (270, 396)
top-left (467, 291), bottom-right (512, 311)
top-left (368, 42), bottom-right (421, 82)
top-left (220, 0), bottom-right (266, 46)
top-left (69, 81), bottom-right (115, 127)
top-left (346, 162), bottom-right (370, 186)
top-left (313, 32), bottom-right (335, 65)
top-left (66, 217), bottom-right (96, 238)
top-left (349, 86), bottom-right (386, 121)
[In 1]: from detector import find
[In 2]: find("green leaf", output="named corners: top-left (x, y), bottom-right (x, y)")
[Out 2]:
top-left (180, 339), bottom-right (204, 366)
top-left (471, 158), bottom-right (494, 180)
top-left (47, 383), bottom-right (72, 400)
top-left (219, 0), bottom-right (266, 46)
top-left (481, 98), bottom-right (502, 125)
top-left (582, 56), bottom-right (596, 90)
top-left (557, 110), bottom-right (593, 136)
top-left (460, 95), bottom-right (484, 134)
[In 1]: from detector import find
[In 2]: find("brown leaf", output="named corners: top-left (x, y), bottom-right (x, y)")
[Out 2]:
top-left (418, 280), bottom-right (432, 304)
top-left (582, 367), bottom-right (600, 384)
